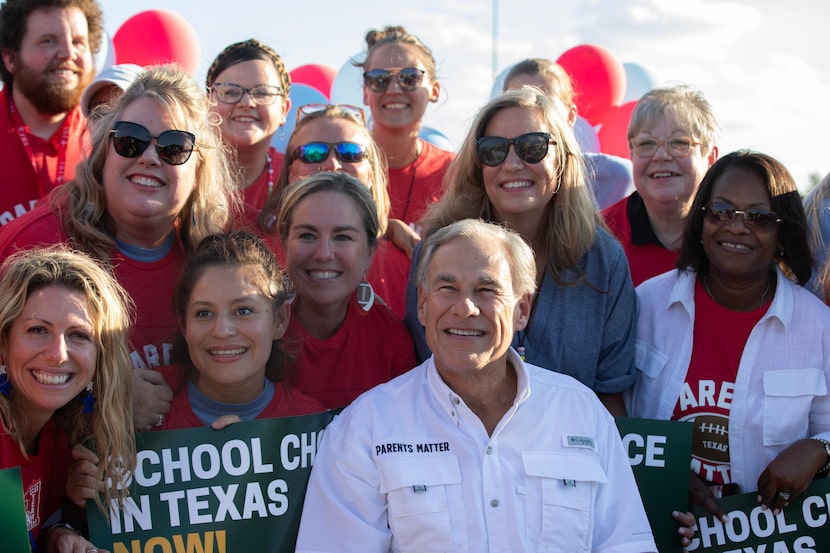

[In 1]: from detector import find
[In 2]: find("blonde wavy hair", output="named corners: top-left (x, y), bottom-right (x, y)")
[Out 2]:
top-left (0, 246), bottom-right (135, 514)
top-left (419, 87), bottom-right (601, 284)
top-left (52, 64), bottom-right (240, 262)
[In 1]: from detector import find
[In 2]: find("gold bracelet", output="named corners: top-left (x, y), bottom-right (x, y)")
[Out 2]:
top-left (813, 438), bottom-right (830, 475)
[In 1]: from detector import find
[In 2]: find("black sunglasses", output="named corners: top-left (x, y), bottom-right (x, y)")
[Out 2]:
top-left (110, 121), bottom-right (196, 166)
top-left (363, 67), bottom-right (426, 92)
top-left (291, 142), bottom-right (368, 164)
top-left (703, 201), bottom-right (782, 229)
top-left (475, 132), bottom-right (554, 166)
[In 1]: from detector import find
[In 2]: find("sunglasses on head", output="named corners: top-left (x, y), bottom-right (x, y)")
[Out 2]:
top-left (110, 121), bottom-right (196, 166)
top-left (703, 201), bottom-right (782, 228)
top-left (363, 67), bottom-right (426, 92)
top-left (475, 132), bottom-right (554, 166)
top-left (295, 103), bottom-right (367, 126)
top-left (291, 142), bottom-right (368, 164)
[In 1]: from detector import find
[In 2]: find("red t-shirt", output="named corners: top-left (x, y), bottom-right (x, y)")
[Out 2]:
top-left (160, 377), bottom-right (326, 430)
top-left (602, 193), bottom-right (678, 286)
top-left (0, 89), bottom-right (88, 228)
top-left (286, 294), bottom-right (416, 409)
top-left (0, 419), bottom-right (70, 540)
top-left (0, 203), bottom-right (183, 369)
top-left (367, 239), bottom-right (410, 319)
top-left (672, 280), bottom-right (769, 485)
top-left (387, 139), bottom-right (454, 225)
top-left (241, 147), bottom-right (284, 211)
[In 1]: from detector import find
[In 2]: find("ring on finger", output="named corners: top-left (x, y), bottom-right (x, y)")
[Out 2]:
top-left (154, 414), bottom-right (164, 427)
top-left (777, 490), bottom-right (791, 501)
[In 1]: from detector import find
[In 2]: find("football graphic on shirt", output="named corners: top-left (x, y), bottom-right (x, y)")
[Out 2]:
top-left (686, 412), bottom-right (730, 463)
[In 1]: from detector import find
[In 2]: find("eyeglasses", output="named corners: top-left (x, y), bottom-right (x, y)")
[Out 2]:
top-left (296, 103), bottom-right (367, 126)
top-left (703, 201), bottom-right (782, 228)
top-left (110, 121), bottom-right (196, 166)
top-left (211, 83), bottom-right (284, 105)
top-left (363, 67), bottom-right (426, 92)
top-left (475, 132), bottom-right (554, 166)
top-left (631, 136), bottom-right (700, 158)
top-left (291, 142), bottom-right (368, 164)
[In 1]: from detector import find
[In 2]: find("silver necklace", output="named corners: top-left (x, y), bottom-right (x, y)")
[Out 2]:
top-left (702, 275), bottom-right (772, 311)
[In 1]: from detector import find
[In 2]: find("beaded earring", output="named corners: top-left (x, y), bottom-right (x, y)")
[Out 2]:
top-left (0, 364), bottom-right (10, 397)
top-left (83, 380), bottom-right (96, 414)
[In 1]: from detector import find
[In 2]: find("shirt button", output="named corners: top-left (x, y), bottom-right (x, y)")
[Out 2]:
top-left (490, 499), bottom-right (499, 507)
top-left (486, 446), bottom-right (493, 455)
top-left (452, 397), bottom-right (460, 405)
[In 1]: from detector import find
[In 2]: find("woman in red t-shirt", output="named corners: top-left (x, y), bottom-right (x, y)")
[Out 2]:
top-left (276, 173), bottom-right (416, 408)
top-left (206, 39), bottom-right (291, 211)
top-left (260, 104), bottom-right (410, 318)
top-left (356, 25), bottom-right (454, 230)
top-left (0, 247), bottom-right (134, 551)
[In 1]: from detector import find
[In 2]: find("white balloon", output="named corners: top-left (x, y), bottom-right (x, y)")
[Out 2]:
top-left (329, 53), bottom-right (366, 109)
top-left (489, 65), bottom-right (513, 98)
top-left (271, 84), bottom-right (329, 154)
top-left (574, 116), bottom-right (600, 153)
top-left (94, 31), bottom-right (116, 73)
top-left (419, 126), bottom-right (454, 151)
top-left (622, 62), bottom-right (658, 103)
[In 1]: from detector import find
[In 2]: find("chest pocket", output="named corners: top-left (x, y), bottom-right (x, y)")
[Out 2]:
top-left (631, 340), bottom-right (670, 417)
top-left (763, 369), bottom-right (827, 446)
top-left (520, 452), bottom-right (607, 552)
top-left (377, 455), bottom-right (461, 553)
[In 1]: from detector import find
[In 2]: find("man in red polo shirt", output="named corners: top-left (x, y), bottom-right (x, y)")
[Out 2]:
top-left (0, 0), bottom-right (102, 227)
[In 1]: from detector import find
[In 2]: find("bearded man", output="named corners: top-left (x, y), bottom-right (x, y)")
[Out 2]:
top-left (0, 0), bottom-right (102, 227)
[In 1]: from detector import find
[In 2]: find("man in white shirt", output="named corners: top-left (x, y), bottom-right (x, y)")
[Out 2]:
top-left (296, 219), bottom-right (656, 552)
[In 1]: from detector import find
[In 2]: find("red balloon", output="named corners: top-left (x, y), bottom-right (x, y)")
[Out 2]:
top-left (113, 10), bottom-right (200, 76)
top-left (557, 44), bottom-right (626, 126)
top-left (597, 101), bottom-right (638, 158)
top-left (289, 64), bottom-right (338, 100)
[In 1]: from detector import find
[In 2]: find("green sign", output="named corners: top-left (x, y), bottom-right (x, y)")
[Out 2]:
top-left (0, 467), bottom-right (31, 553)
top-left (689, 478), bottom-right (830, 552)
top-left (616, 417), bottom-right (693, 553)
top-left (88, 411), bottom-right (336, 553)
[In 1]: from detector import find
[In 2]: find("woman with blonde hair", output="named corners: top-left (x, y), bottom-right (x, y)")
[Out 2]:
top-left (502, 57), bottom-right (634, 210)
top-left (0, 64), bottom-right (240, 430)
top-left (803, 171), bottom-right (830, 300)
top-left (0, 246), bottom-right (135, 552)
top-left (277, 172), bottom-right (415, 408)
top-left (260, 103), bottom-right (411, 318)
top-left (410, 86), bottom-right (637, 415)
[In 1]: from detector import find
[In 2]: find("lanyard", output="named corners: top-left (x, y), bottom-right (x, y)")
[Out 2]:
top-left (266, 152), bottom-right (274, 195)
top-left (8, 95), bottom-right (71, 197)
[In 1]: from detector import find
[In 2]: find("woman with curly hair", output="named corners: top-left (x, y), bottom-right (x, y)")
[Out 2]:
top-left (0, 246), bottom-right (135, 552)
top-left (0, 64), bottom-right (240, 431)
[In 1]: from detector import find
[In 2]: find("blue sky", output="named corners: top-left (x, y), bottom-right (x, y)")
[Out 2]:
top-left (98, 0), bottom-right (830, 191)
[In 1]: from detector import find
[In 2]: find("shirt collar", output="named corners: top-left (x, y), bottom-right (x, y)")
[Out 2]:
top-left (670, 266), bottom-right (792, 326)
top-left (425, 348), bottom-right (532, 427)
top-left (627, 191), bottom-right (666, 247)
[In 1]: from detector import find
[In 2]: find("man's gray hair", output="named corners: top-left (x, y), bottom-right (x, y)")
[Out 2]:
top-left (417, 219), bottom-right (537, 297)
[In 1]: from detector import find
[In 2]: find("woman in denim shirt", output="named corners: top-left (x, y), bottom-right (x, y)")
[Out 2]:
top-left (406, 87), bottom-right (637, 416)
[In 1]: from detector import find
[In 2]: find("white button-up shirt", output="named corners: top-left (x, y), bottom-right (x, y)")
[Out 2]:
top-left (296, 350), bottom-right (656, 553)
top-left (626, 268), bottom-right (830, 492)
